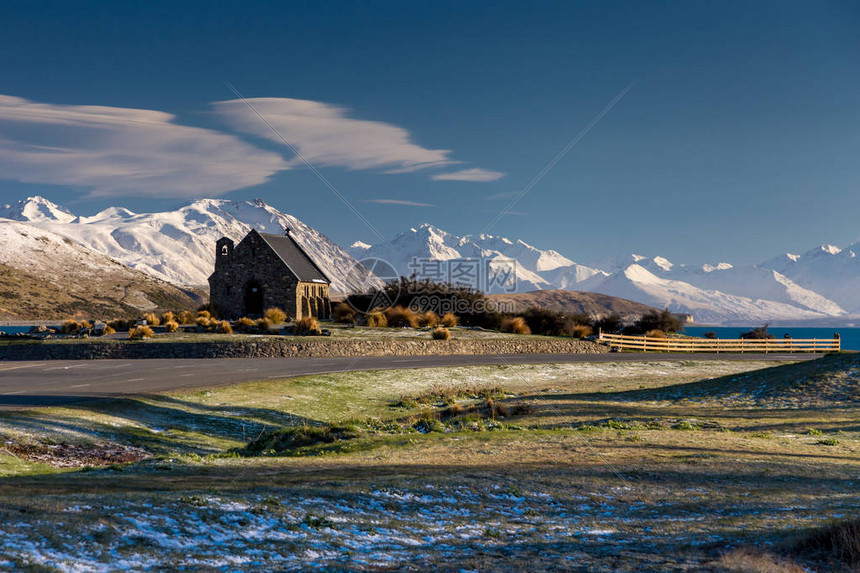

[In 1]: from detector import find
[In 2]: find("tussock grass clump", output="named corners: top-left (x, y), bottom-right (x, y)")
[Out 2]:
top-left (163, 320), bottom-right (179, 333)
top-left (440, 312), bottom-right (459, 327)
top-left (364, 311), bottom-right (388, 327)
top-left (160, 311), bottom-right (175, 325)
top-left (196, 316), bottom-right (213, 330)
top-left (102, 325), bottom-right (116, 335)
top-left (332, 302), bottom-right (357, 324)
top-left (571, 324), bottom-right (593, 339)
top-left (178, 310), bottom-right (195, 325)
top-left (264, 307), bottom-right (287, 324)
top-left (418, 310), bottom-right (440, 327)
top-left (141, 313), bottom-right (160, 326)
top-left (501, 316), bottom-right (531, 335)
top-left (645, 329), bottom-right (666, 338)
top-left (197, 310), bottom-right (211, 320)
top-left (129, 325), bottom-right (154, 340)
top-left (234, 317), bottom-right (256, 332)
top-left (385, 305), bottom-right (418, 328)
top-left (791, 518), bottom-right (860, 569)
top-left (215, 320), bottom-right (233, 334)
top-left (295, 316), bottom-right (322, 335)
top-left (255, 318), bottom-right (273, 333)
top-left (431, 327), bottom-right (451, 340)
top-left (399, 383), bottom-right (506, 407)
top-left (718, 547), bottom-right (805, 573)
top-left (60, 320), bottom-right (84, 335)
top-left (244, 424), bottom-right (362, 454)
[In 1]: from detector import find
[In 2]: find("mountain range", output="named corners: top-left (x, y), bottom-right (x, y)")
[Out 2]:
top-left (1, 196), bottom-right (858, 325)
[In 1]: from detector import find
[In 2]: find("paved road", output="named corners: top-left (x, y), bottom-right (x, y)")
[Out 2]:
top-left (0, 353), bottom-right (816, 410)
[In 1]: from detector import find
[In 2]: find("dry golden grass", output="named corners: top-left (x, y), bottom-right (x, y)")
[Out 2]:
top-left (128, 325), bottom-right (154, 340)
top-left (160, 311), bottom-right (175, 324)
top-left (364, 311), bottom-right (388, 327)
top-left (163, 321), bottom-right (179, 333)
top-left (431, 327), bottom-right (451, 340)
top-left (501, 316), bottom-right (531, 334)
top-left (418, 310), bottom-right (441, 328)
top-left (178, 310), bottom-right (195, 325)
top-left (141, 312), bottom-right (160, 326)
top-left (235, 317), bottom-right (255, 332)
top-left (264, 307), bottom-right (287, 324)
top-left (717, 547), bottom-right (805, 573)
top-left (255, 317), bottom-right (273, 333)
top-left (645, 329), bottom-right (666, 338)
top-left (571, 324), bottom-right (593, 338)
top-left (215, 320), bottom-right (233, 334)
top-left (385, 305), bottom-right (419, 328)
top-left (333, 302), bottom-right (357, 324)
top-left (441, 312), bottom-right (459, 327)
top-left (197, 310), bottom-right (211, 320)
top-left (295, 316), bottom-right (321, 335)
top-left (102, 325), bottom-right (116, 335)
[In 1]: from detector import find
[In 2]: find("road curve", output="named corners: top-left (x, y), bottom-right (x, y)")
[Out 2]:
top-left (0, 353), bottom-right (816, 410)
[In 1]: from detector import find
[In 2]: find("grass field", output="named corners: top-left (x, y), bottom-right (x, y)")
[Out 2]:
top-left (0, 355), bottom-right (857, 571)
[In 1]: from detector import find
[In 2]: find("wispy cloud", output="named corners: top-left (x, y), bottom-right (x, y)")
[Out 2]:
top-left (432, 168), bottom-right (505, 182)
top-left (0, 95), bottom-right (286, 198)
top-left (363, 199), bottom-right (434, 207)
top-left (213, 97), bottom-right (503, 181)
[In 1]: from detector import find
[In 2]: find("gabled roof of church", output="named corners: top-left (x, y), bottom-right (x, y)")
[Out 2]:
top-left (256, 230), bottom-right (331, 284)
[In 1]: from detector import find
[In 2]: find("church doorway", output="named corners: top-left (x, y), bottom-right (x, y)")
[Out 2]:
top-left (244, 281), bottom-right (264, 316)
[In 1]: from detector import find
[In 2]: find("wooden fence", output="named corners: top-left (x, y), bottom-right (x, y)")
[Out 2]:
top-left (598, 332), bottom-right (841, 353)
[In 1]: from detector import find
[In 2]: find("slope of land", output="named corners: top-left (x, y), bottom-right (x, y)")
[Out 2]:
top-left (0, 357), bottom-right (856, 571)
top-left (487, 289), bottom-right (660, 320)
top-left (0, 220), bottom-right (199, 319)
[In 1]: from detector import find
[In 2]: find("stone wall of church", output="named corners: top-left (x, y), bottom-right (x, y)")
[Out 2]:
top-left (209, 232), bottom-right (301, 319)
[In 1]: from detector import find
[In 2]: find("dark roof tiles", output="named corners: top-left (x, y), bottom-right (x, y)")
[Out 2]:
top-left (257, 232), bottom-right (330, 283)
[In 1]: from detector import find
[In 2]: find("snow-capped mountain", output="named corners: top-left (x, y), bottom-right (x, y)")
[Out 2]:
top-left (762, 244), bottom-right (860, 314)
top-left (0, 219), bottom-right (197, 319)
top-left (349, 224), bottom-right (604, 293)
top-left (352, 224), bottom-right (858, 324)
top-left (0, 196), bottom-right (378, 293)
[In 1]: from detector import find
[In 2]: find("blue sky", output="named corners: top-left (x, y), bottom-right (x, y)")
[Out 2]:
top-left (0, 0), bottom-right (858, 265)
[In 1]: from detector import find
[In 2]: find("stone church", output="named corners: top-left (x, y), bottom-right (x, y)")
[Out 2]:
top-left (208, 229), bottom-right (331, 320)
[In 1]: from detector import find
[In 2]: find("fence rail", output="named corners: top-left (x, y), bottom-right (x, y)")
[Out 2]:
top-left (598, 332), bottom-right (840, 353)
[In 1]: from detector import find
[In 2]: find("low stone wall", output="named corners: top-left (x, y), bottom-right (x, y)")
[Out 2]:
top-left (0, 337), bottom-right (607, 361)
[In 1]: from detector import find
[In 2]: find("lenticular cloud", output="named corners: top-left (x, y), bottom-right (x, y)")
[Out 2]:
top-left (0, 94), bottom-right (287, 198)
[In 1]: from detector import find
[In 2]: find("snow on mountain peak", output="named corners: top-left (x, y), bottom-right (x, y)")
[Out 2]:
top-left (702, 262), bottom-right (733, 272)
top-left (0, 196), bottom-right (77, 224)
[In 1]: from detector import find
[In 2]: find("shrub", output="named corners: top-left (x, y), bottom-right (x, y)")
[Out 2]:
top-left (197, 310), bottom-right (211, 320)
top-left (645, 329), bottom-right (666, 338)
top-left (102, 325), bottom-right (116, 335)
top-left (440, 312), bottom-right (459, 327)
top-left (164, 320), bottom-right (180, 333)
top-left (178, 311), bottom-right (195, 325)
top-left (196, 316), bottom-right (212, 329)
top-left (570, 324), bottom-right (593, 339)
top-left (60, 320), bottom-right (83, 335)
top-left (521, 307), bottom-right (566, 336)
top-left (141, 313), bottom-right (160, 326)
top-left (160, 311), bottom-right (175, 325)
top-left (431, 327), bottom-right (451, 340)
top-left (501, 316), bottom-right (531, 335)
top-left (295, 316), bottom-right (321, 335)
top-left (364, 311), bottom-right (388, 327)
top-left (332, 303), bottom-right (357, 324)
top-left (215, 320), bottom-right (233, 334)
top-left (626, 309), bottom-right (683, 335)
top-left (740, 324), bottom-right (776, 340)
top-left (255, 318), bottom-right (272, 333)
top-left (235, 317), bottom-right (256, 332)
top-left (129, 325), bottom-right (154, 340)
top-left (385, 305), bottom-right (418, 328)
top-left (418, 310), bottom-right (440, 328)
top-left (264, 307), bottom-right (287, 324)
top-left (594, 313), bottom-right (623, 334)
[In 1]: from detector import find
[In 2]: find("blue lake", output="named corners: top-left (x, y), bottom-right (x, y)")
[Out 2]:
top-left (684, 327), bottom-right (859, 351)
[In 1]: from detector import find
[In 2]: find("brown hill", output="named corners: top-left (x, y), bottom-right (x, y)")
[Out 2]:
top-left (0, 220), bottom-right (201, 320)
top-left (488, 289), bottom-right (660, 321)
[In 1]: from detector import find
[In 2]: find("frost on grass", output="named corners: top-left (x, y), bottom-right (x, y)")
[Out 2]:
top-left (0, 480), bottom-right (853, 571)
